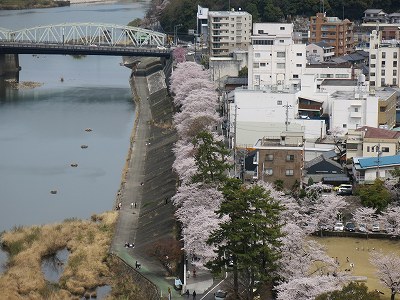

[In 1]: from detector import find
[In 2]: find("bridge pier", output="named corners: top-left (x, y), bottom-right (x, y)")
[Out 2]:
top-left (0, 54), bottom-right (20, 77)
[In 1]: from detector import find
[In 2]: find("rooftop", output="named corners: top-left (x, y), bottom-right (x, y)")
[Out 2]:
top-left (208, 10), bottom-right (251, 17)
top-left (363, 9), bottom-right (385, 14)
top-left (357, 155), bottom-right (400, 169)
top-left (356, 126), bottom-right (400, 139)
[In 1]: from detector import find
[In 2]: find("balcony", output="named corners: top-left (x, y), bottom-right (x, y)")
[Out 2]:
top-left (298, 103), bottom-right (323, 112)
top-left (350, 111), bottom-right (362, 118)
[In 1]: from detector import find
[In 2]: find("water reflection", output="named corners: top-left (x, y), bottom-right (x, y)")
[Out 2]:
top-left (41, 248), bottom-right (70, 282)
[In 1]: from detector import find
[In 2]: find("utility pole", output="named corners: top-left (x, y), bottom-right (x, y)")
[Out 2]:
top-left (284, 102), bottom-right (292, 131)
top-left (376, 143), bottom-right (382, 179)
top-left (233, 104), bottom-right (238, 177)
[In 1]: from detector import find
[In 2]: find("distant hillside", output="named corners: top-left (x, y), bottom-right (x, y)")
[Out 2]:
top-left (159, 0), bottom-right (400, 36)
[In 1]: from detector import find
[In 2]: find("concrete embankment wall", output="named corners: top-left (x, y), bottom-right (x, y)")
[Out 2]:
top-left (134, 58), bottom-right (178, 250)
top-left (0, 54), bottom-right (19, 77)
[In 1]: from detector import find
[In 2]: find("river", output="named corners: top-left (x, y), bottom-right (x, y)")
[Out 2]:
top-left (0, 0), bottom-right (150, 271)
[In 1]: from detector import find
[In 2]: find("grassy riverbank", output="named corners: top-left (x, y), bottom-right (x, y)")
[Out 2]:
top-left (0, 0), bottom-right (69, 10)
top-left (0, 211), bottom-right (144, 299)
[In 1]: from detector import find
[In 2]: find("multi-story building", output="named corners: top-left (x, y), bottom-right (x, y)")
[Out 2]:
top-left (353, 155), bottom-right (400, 183)
top-left (208, 10), bottom-right (252, 57)
top-left (377, 89), bottom-right (397, 128)
top-left (309, 12), bottom-right (354, 57)
top-left (363, 9), bottom-right (388, 23)
top-left (248, 23), bottom-right (306, 89)
top-left (369, 30), bottom-right (400, 88)
top-left (254, 131), bottom-right (304, 189)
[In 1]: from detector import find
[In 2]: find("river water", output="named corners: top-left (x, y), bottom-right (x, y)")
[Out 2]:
top-left (0, 0), bottom-right (150, 271)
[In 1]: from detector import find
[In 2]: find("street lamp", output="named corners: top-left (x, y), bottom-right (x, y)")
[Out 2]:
top-left (174, 24), bottom-right (182, 45)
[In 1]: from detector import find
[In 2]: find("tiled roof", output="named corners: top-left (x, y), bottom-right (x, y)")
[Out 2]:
top-left (356, 126), bottom-right (400, 139)
top-left (358, 155), bottom-right (400, 169)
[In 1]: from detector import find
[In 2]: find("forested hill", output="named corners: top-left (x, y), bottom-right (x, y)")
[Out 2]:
top-left (159, 0), bottom-right (400, 35)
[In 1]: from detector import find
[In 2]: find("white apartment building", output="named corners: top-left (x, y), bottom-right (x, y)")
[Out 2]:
top-left (326, 79), bottom-right (379, 133)
top-left (208, 10), bottom-right (252, 57)
top-left (369, 30), bottom-right (400, 88)
top-left (230, 87), bottom-right (328, 147)
top-left (248, 23), bottom-right (306, 89)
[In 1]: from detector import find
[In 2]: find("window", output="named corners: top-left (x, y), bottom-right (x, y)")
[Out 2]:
top-left (280, 26), bottom-right (285, 30)
top-left (354, 107), bottom-right (359, 112)
top-left (296, 64), bottom-right (302, 67)
top-left (286, 155), bottom-right (295, 161)
top-left (370, 81), bottom-right (375, 86)
top-left (382, 52), bottom-right (386, 59)
top-left (296, 53), bottom-right (303, 56)
top-left (264, 168), bottom-right (273, 175)
top-left (343, 124), bottom-right (347, 128)
top-left (277, 100), bottom-right (282, 105)
top-left (370, 64), bottom-right (375, 68)
top-left (277, 63), bottom-right (285, 69)
top-left (260, 62), bottom-right (266, 67)
top-left (367, 146), bottom-right (370, 152)
top-left (382, 61), bottom-right (385, 67)
top-left (255, 52), bottom-right (260, 58)
top-left (394, 61), bottom-right (397, 67)
top-left (394, 52), bottom-right (398, 59)
top-left (293, 74), bottom-right (299, 78)
top-left (258, 30), bottom-right (264, 34)
top-left (347, 143), bottom-right (358, 150)
top-left (265, 154), bottom-right (274, 161)
top-left (394, 70), bottom-right (397, 76)
top-left (313, 49), bottom-right (317, 53)
top-left (253, 63), bottom-right (259, 68)
top-left (380, 106), bottom-right (386, 112)
top-left (393, 78), bottom-right (397, 85)
top-left (253, 39), bottom-right (274, 45)
top-left (382, 147), bottom-right (390, 152)
top-left (336, 74), bottom-right (349, 78)
top-left (285, 169), bottom-right (294, 176)
top-left (381, 70), bottom-right (385, 76)
top-left (371, 54), bottom-right (376, 59)
top-left (370, 72), bottom-right (376, 77)
top-left (277, 52), bottom-right (286, 58)
top-left (279, 39), bottom-right (284, 43)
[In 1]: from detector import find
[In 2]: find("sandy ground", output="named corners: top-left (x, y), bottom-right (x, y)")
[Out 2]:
top-left (316, 236), bottom-right (400, 299)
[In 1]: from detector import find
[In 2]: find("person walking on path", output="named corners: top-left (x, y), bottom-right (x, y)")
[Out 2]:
top-left (192, 290), bottom-right (196, 299)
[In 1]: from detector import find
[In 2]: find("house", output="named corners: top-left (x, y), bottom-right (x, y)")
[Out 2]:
top-left (346, 126), bottom-right (400, 159)
top-left (353, 155), bottom-right (400, 183)
top-left (362, 9), bottom-right (388, 23)
top-left (306, 41), bottom-right (335, 63)
top-left (304, 154), bottom-right (344, 183)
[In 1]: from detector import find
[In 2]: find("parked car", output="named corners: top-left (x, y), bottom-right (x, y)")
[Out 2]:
top-left (336, 184), bottom-right (353, 196)
top-left (334, 222), bottom-right (344, 231)
top-left (319, 223), bottom-right (331, 231)
top-left (358, 224), bottom-right (367, 233)
top-left (372, 224), bottom-right (380, 232)
top-left (345, 222), bottom-right (356, 232)
top-left (214, 290), bottom-right (227, 300)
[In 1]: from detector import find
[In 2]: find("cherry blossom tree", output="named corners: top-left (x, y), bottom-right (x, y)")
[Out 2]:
top-left (172, 47), bottom-right (186, 63)
top-left (352, 207), bottom-right (377, 230)
top-left (370, 252), bottom-right (400, 300)
top-left (278, 222), bottom-right (336, 280)
top-left (275, 275), bottom-right (344, 300)
top-left (172, 183), bottom-right (225, 265)
top-left (172, 139), bottom-right (197, 184)
top-left (170, 62), bottom-right (209, 95)
top-left (380, 205), bottom-right (400, 236)
top-left (173, 78), bottom-right (214, 107)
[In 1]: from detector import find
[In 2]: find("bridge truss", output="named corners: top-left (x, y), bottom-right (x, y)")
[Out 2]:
top-left (0, 23), bottom-right (167, 47)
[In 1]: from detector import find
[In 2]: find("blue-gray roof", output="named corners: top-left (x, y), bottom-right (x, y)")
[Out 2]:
top-left (358, 155), bottom-right (400, 169)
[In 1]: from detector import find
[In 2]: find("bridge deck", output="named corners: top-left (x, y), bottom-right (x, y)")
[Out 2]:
top-left (0, 42), bottom-right (171, 57)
